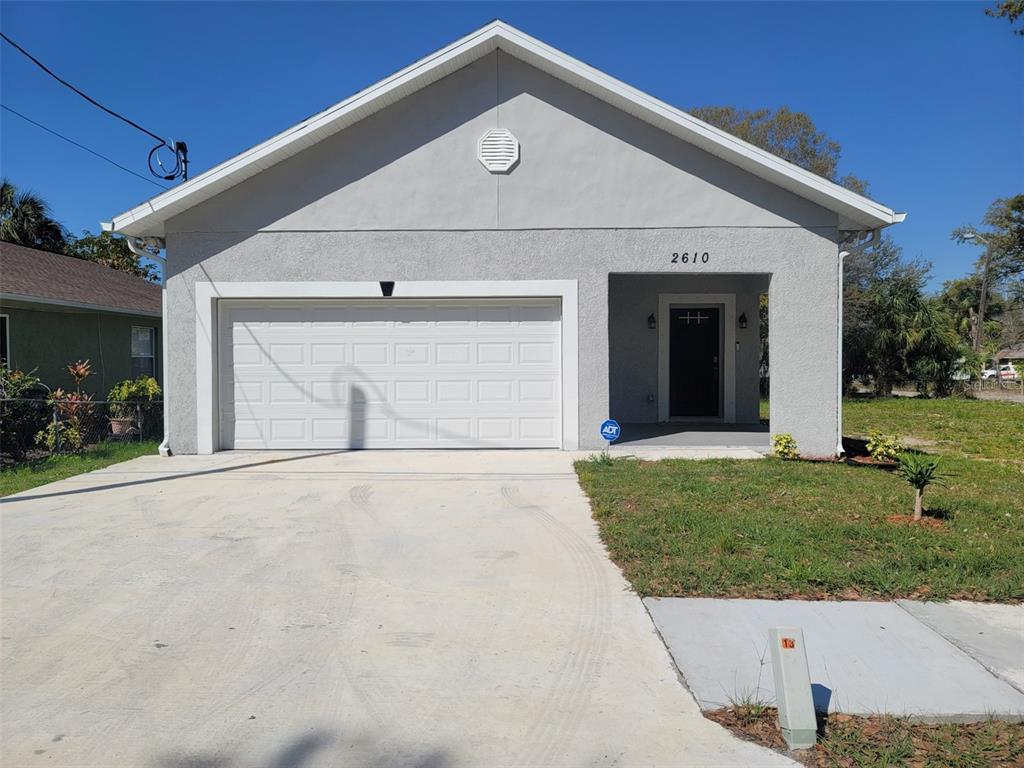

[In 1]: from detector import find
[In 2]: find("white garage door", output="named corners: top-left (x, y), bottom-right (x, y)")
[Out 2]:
top-left (218, 298), bottom-right (562, 449)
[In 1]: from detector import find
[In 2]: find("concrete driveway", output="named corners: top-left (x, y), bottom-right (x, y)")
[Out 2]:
top-left (1, 451), bottom-right (791, 768)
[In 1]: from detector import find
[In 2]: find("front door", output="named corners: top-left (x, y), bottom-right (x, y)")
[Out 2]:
top-left (669, 306), bottom-right (720, 418)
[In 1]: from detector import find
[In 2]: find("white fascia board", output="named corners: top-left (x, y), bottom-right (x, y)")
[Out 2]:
top-left (0, 292), bottom-right (161, 318)
top-left (108, 20), bottom-right (902, 237)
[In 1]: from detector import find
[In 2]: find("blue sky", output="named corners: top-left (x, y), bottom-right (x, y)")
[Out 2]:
top-left (1, 2), bottom-right (1021, 290)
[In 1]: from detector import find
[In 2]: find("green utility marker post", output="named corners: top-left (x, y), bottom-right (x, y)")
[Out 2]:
top-left (768, 626), bottom-right (817, 750)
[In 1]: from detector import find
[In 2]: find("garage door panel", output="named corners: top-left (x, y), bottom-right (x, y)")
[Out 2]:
top-left (219, 298), bottom-right (561, 449)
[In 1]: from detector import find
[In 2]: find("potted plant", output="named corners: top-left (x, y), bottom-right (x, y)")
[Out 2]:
top-left (107, 376), bottom-right (161, 437)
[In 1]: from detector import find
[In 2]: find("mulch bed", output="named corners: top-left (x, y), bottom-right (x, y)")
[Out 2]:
top-left (706, 705), bottom-right (1024, 767)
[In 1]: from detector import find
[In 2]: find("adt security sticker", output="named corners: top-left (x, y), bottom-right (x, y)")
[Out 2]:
top-left (599, 419), bottom-right (621, 442)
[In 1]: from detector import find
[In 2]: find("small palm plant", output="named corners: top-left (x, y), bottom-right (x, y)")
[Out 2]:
top-left (897, 452), bottom-right (947, 521)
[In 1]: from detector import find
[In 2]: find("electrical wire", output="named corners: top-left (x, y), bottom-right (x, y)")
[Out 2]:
top-left (1, 32), bottom-right (189, 180)
top-left (1, 104), bottom-right (168, 189)
top-left (0, 32), bottom-right (165, 143)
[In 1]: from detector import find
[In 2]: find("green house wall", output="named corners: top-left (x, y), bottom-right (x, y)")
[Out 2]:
top-left (1, 303), bottom-right (161, 397)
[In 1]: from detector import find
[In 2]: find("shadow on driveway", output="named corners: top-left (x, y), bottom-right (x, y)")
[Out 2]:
top-left (2, 451), bottom-right (351, 504)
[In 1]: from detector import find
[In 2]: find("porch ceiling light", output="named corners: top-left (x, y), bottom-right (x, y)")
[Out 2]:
top-left (648, 313), bottom-right (657, 330)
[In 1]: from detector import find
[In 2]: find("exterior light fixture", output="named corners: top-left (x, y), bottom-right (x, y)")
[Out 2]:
top-left (648, 313), bottom-right (657, 330)
top-left (738, 312), bottom-right (748, 329)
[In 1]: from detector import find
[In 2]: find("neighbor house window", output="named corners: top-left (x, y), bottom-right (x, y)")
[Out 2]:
top-left (131, 326), bottom-right (156, 378)
top-left (0, 315), bottom-right (9, 368)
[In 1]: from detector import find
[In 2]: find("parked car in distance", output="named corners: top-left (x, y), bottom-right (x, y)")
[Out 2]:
top-left (982, 364), bottom-right (1020, 380)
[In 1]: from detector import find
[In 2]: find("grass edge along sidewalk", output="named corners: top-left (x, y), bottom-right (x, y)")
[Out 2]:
top-left (707, 704), bottom-right (1024, 768)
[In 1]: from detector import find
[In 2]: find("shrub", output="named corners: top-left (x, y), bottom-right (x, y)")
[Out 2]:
top-left (35, 420), bottom-right (83, 453)
top-left (107, 376), bottom-right (161, 419)
top-left (771, 433), bottom-right (799, 459)
top-left (866, 429), bottom-right (904, 462)
top-left (35, 360), bottom-right (97, 454)
top-left (0, 366), bottom-right (47, 460)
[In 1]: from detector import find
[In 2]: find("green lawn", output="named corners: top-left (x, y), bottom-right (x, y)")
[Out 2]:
top-left (708, 706), bottom-right (1024, 768)
top-left (844, 396), bottom-right (1024, 463)
top-left (0, 441), bottom-right (158, 497)
top-left (576, 398), bottom-right (1024, 602)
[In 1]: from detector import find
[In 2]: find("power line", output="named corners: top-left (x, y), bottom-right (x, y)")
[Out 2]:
top-left (0, 32), bottom-right (189, 180)
top-left (0, 32), bottom-right (165, 143)
top-left (1, 104), bottom-right (168, 190)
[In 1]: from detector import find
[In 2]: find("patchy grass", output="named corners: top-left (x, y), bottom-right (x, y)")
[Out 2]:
top-left (844, 396), bottom-right (1024, 463)
top-left (707, 706), bottom-right (1024, 768)
top-left (576, 398), bottom-right (1024, 602)
top-left (0, 441), bottom-right (158, 497)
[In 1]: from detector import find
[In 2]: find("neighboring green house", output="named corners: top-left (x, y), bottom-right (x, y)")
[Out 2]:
top-left (0, 241), bottom-right (161, 396)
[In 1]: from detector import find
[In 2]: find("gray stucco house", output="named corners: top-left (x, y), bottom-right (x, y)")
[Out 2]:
top-left (104, 21), bottom-right (903, 456)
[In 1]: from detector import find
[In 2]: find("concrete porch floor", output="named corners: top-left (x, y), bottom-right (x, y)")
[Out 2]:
top-left (613, 422), bottom-right (770, 451)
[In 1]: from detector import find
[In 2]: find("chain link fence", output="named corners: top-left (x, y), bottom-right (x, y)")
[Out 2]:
top-left (1, 398), bottom-right (163, 465)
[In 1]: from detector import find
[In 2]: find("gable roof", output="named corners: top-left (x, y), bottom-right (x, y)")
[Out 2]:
top-left (0, 241), bottom-right (161, 316)
top-left (105, 20), bottom-right (904, 238)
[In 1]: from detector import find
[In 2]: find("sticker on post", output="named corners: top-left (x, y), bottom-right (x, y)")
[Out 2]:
top-left (600, 419), bottom-right (621, 442)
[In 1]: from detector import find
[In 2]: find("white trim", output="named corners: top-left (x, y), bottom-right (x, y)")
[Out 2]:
top-left (657, 293), bottom-right (736, 423)
top-left (194, 280), bottom-right (579, 454)
top-left (130, 325), bottom-right (157, 378)
top-left (0, 292), bottom-right (161, 318)
top-left (0, 313), bottom-right (9, 366)
top-left (108, 21), bottom-right (903, 237)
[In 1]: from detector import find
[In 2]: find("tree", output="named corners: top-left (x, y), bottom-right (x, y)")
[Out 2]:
top-left (689, 106), bottom-right (868, 193)
top-left (952, 195), bottom-right (1024, 352)
top-left (0, 179), bottom-right (67, 252)
top-left (842, 238), bottom-right (932, 391)
top-left (853, 268), bottom-right (961, 397)
top-left (897, 453), bottom-right (946, 522)
top-left (986, 0), bottom-right (1024, 35)
top-left (64, 230), bottom-right (159, 282)
top-left (938, 275), bottom-right (1005, 348)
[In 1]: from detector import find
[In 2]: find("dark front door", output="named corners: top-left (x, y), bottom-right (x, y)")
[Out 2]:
top-left (669, 307), bottom-right (720, 418)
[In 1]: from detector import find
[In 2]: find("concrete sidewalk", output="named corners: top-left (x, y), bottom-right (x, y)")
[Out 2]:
top-left (645, 597), bottom-right (1024, 722)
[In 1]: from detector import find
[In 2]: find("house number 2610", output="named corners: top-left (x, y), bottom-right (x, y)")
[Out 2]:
top-left (670, 252), bottom-right (710, 264)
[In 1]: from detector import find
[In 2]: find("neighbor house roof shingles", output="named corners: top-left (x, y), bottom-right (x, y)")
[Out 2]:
top-left (996, 343), bottom-right (1024, 360)
top-left (0, 241), bottom-right (160, 316)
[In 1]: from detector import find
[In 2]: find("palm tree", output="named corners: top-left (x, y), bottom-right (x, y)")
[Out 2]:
top-left (0, 179), bottom-right (67, 252)
top-left (897, 453), bottom-right (947, 521)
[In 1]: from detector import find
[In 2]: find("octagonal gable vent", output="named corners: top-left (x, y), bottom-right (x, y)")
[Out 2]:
top-left (478, 128), bottom-right (519, 173)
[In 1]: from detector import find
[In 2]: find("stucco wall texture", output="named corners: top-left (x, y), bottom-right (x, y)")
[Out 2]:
top-left (163, 49), bottom-right (842, 455)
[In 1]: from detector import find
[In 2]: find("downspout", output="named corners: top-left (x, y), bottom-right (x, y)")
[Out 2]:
top-left (837, 249), bottom-right (848, 457)
top-left (122, 233), bottom-right (171, 457)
